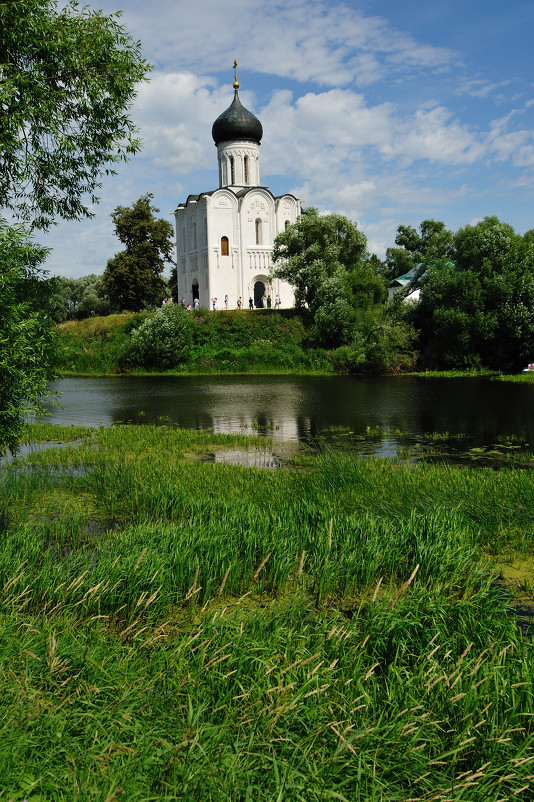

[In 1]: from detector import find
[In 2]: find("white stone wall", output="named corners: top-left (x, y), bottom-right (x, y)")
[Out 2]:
top-left (175, 189), bottom-right (300, 310)
top-left (217, 140), bottom-right (260, 188)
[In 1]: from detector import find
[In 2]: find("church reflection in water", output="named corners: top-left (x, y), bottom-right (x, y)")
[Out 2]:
top-left (40, 373), bottom-right (534, 459)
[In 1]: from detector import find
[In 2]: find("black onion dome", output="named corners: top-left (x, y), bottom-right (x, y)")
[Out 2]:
top-left (212, 90), bottom-right (263, 145)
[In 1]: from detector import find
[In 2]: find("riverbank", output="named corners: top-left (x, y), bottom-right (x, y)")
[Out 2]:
top-left (1, 423), bottom-right (533, 799)
top-left (54, 313), bottom-right (533, 380)
top-left (55, 310), bottom-right (333, 375)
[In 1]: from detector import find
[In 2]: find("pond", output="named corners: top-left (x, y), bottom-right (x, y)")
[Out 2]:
top-left (38, 374), bottom-right (534, 460)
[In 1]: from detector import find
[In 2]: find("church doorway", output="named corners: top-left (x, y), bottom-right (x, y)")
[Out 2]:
top-left (192, 278), bottom-right (199, 302)
top-left (254, 280), bottom-right (266, 308)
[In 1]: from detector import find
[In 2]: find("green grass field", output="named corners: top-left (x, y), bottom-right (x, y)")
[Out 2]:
top-left (1, 424), bottom-right (533, 800)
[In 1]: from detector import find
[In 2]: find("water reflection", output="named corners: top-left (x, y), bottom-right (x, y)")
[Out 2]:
top-left (40, 374), bottom-right (534, 453)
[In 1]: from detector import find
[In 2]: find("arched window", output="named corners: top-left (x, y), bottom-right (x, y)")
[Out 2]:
top-left (221, 236), bottom-right (229, 256)
top-left (230, 156), bottom-right (235, 185)
top-left (193, 222), bottom-right (197, 249)
top-left (244, 156), bottom-right (249, 185)
top-left (285, 219), bottom-right (290, 231)
top-left (255, 218), bottom-right (262, 246)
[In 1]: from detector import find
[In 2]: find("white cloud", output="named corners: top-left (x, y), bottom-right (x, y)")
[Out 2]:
top-left (487, 111), bottom-right (534, 166)
top-left (383, 107), bottom-right (485, 165)
top-left (39, 0), bottom-right (534, 277)
top-left (95, 0), bottom-right (455, 88)
top-left (456, 77), bottom-right (513, 99)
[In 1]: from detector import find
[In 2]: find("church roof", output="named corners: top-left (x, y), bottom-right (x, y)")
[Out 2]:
top-left (173, 186), bottom-right (300, 213)
top-left (212, 89), bottom-right (263, 146)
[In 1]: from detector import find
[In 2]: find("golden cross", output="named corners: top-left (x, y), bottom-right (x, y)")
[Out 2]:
top-left (233, 59), bottom-right (238, 83)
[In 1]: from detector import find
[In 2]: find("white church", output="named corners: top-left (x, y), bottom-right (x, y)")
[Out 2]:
top-left (174, 64), bottom-right (301, 309)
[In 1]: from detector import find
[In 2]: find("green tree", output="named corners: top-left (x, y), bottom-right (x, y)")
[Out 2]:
top-left (411, 217), bottom-right (534, 370)
top-left (385, 219), bottom-right (453, 283)
top-left (0, 222), bottom-right (56, 454)
top-left (0, 0), bottom-right (149, 230)
top-left (46, 274), bottom-right (112, 321)
top-left (272, 209), bottom-right (385, 347)
top-left (103, 194), bottom-right (175, 312)
top-left (122, 304), bottom-right (193, 370)
top-left (453, 216), bottom-right (523, 275)
top-left (167, 264), bottom-right (179, 304)
top-left (0, 0), bottom-right (149, 454)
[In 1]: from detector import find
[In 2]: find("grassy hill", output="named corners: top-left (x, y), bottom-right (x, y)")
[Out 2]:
top-left (55, 309), bottom-right (331, 375)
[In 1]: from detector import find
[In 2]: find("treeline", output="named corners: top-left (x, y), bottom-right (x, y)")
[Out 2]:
top-left (49, 212), bottom-right (534, 375)
top-left (385, 216), bottom-right (534, 372)
top-left (271, 211), bottom-right (534, 374)
top-left (44, 271), bottom-right (176, 323)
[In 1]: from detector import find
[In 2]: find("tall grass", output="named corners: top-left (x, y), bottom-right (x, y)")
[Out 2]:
top-left (0, 424), bottom-right (532, 799)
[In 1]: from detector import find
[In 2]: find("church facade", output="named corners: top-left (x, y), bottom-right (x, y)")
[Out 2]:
top-left (174, 68), bottom-right (301, 309)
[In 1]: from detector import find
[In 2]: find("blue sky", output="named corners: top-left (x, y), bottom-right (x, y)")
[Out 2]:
top-left (43, 0), bottom-right (534, 277)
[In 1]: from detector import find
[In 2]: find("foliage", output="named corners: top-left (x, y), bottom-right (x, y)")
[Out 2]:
top-left (103, 194), bottom-right (175, 312)
top-left (385, 219), bottom-right (454, 283)
top-left (0, 0), bottom-right (149, 230)
top-left (0, 424), bottom-right (533, 798)
top-left (0, 0), bottom-right (149, 452)
top-left (55, 313), bottom-right (147, 373)
top-left (167, 263), bottom-right (179, 303)
top-left (410, 218), bottom-right (534, 370)
top-left (190, 309), bottom-right (308, 351)
top-left (54, 310), bottom-right (326, 374)
top-left (272, 208), bottom-right (386, 347)
top-left (328, 314), bottom-right (418, 374)
top-left (47, 273), bottom-right (112, 322)
top-left (0, 222), bottom-right (56, 454)
top-left (121, 304), bottom-right (193, 370)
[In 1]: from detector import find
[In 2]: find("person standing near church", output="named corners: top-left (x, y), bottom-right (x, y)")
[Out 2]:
top-left (224, 294), bottom-right (229, 309)
top-left (249, 296), bottom-right (254, 310)
top-left (237, 296), bottom-right (242, 310)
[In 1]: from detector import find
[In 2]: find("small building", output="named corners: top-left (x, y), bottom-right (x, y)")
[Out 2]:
top-left (388, 269), bottom-right (419, 301)
top-left (174, 64), bottom-right (301, 309)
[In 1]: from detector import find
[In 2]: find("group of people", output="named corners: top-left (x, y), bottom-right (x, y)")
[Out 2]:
top-left (211, 294), bottom-right (241, 310)
top-left (172, 296), bottom-right (200, 311)
top-left (210, 294), bottom-right (281, 311)
top-left (172, 293), bottom-right (282, 310)
top-left (260, 294), bottom-right (281, 309)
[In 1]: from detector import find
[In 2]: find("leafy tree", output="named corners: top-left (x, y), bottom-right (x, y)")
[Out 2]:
top-left (453, 216), bottom-right (523, 275)
top-left (0, 222), bottom-right (56, 454)
top-left (272, 209), bottom-right (386, 347)
top-left (328, 316), bottom-right (418, 374)
top-left (0, 0), bottom-right (149, 230)
top-left (366, 253), bottom-right (387, 279)
top-left (121, 304), bottom-right (193, 370)
top-left (103, 194), bottom-right (175, 312)
top-left (385, 219), bottom-right (453, 283)
top-left (0, 0), bottom-right (149, 454)
top-left (46, 274), bottom-right (112, 321)
top-left (72, 274), bottom-right (112, 319)
top-left (167, 264), bottom-right (179, 304)
top-left (411, 217), bottom-right (534, 370)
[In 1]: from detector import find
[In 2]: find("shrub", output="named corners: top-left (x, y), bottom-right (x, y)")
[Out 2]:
top-left (122, 304), bottom-right (193, 370)
top-left (328, 320), bottom-right (418, 374)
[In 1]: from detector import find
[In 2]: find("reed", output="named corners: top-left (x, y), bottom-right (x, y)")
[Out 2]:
top-left (0, 423), bottom-right (532, 799)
